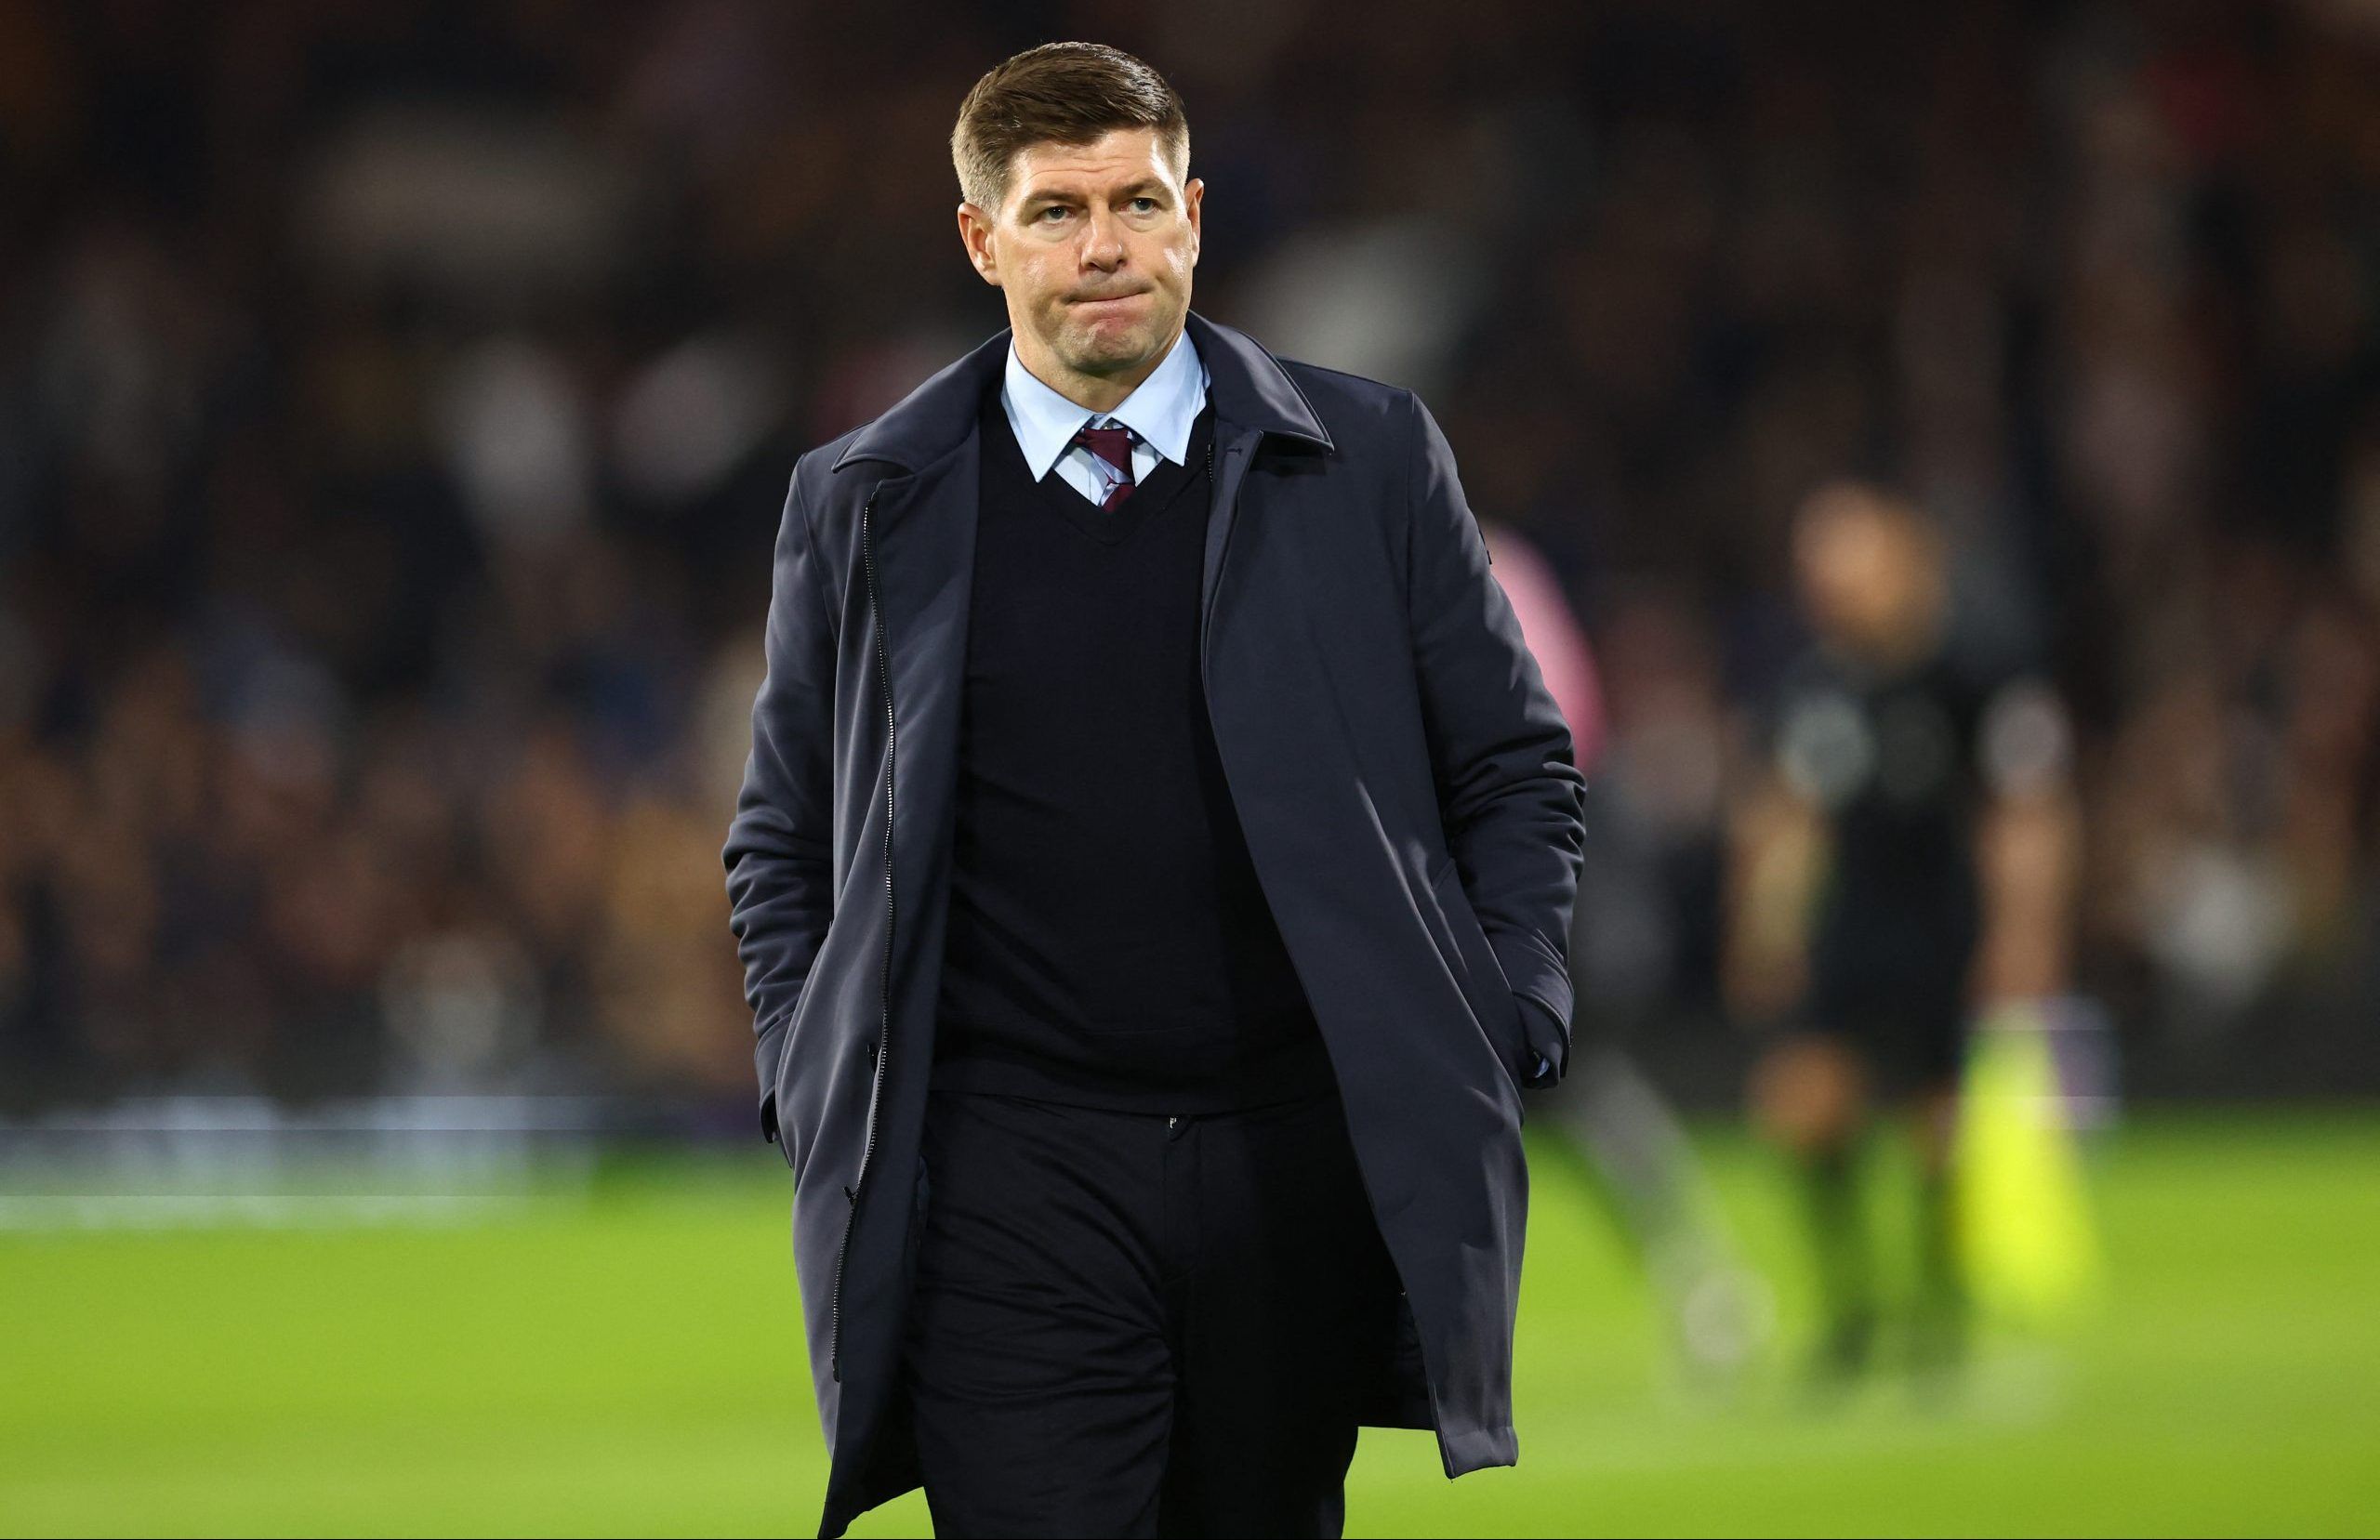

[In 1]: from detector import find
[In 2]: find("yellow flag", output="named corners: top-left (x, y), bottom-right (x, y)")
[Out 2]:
top-left (1953, 1000), bottom-right (2103, 1325)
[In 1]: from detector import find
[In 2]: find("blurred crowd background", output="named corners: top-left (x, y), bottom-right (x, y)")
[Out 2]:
top-left (5, 0), bottom-right (2378, 1119)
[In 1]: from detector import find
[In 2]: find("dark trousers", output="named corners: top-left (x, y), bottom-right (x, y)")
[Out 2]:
top-left (901, 1086), bottom-right (1403, 1538)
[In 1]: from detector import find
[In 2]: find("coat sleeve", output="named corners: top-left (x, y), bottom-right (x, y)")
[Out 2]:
top-left (721, 459), bottom-right (840, 1146)
top-left (1402, 391), bottom-right (1589, 1087)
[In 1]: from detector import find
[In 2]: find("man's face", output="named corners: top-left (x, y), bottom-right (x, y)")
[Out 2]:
top-left (959, 127), bottom-right (1201, 387)
top-left (1792, 485), bottom-right (1937, 655)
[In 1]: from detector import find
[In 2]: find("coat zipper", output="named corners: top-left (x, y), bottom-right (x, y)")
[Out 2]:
top-left (830, 489), bottom-right (894, 1383)
top-left (1201, 438), bottom-right (1217, 623)
top-left (1199, 435), bottom-right (1234, 684)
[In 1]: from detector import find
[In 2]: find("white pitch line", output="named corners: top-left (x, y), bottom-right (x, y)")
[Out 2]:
top-left (0, 1194), bottom-right (541, 1231)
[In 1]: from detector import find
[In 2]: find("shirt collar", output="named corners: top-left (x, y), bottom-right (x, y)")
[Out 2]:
top-left (999, 327), bottom-right (1208, 482)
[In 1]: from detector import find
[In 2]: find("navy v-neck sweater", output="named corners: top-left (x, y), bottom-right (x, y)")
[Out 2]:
top-left (931, 383), bottom-right (1333, 1111)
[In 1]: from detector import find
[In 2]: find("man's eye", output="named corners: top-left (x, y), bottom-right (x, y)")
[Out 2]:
top-left (1130, 197), bottom-right (1158, 213)
top-left (1038, 205), bottom-right (1070, 222)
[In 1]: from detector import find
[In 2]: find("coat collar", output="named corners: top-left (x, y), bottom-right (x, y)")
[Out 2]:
top-left (829, 309), bottom-right (1333, 474)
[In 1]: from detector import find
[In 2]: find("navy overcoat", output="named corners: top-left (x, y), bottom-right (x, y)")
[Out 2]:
top-left (723, 309), bottom-right (1586, 1538)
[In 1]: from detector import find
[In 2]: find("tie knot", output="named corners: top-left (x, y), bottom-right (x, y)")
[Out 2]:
top-left (1074, 422), bottom-right (1136, 479)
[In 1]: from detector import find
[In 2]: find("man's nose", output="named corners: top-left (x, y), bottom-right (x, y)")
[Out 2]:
top-left (1079, 209), bottom-right (1126, 270)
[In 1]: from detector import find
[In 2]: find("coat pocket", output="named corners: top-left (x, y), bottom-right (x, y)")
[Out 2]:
top-left (1428, 853), bottom-right (1528, 1089)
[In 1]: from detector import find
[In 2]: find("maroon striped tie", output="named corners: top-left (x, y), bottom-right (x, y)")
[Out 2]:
top-left (1074, 424), bottom-right (1137, 510)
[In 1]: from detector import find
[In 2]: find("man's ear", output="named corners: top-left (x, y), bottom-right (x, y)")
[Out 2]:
top-left (957, 202), bottom-right (1002, 287)
top-left (1183, 178), bottom-right (1203, 268)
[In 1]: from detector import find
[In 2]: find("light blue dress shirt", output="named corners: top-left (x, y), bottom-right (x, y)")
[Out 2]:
top-left (1000, 328), bottom-right (1209, 507)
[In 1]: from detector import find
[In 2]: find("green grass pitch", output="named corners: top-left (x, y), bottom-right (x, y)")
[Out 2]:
top-left (5, 1112), bottom-right (2377, 1535)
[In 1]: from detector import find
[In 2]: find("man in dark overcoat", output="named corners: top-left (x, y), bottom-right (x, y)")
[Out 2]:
top-left (723, 40), bottom-right (1586, 1539)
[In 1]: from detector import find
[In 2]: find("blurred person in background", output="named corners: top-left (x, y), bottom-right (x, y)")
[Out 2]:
top-left (1487, 517), bottom-right (1772, 1383)
top-left (721, 42), bottom-right (1583, 1540)
top-left (1726, 480), bottom-right (2081, 1387)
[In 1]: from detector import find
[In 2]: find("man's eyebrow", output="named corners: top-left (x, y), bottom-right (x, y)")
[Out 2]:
top-left (1016, 178), bottom-right (1169, 206)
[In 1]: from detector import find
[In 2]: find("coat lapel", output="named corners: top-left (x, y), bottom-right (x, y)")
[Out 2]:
top-left (1200, 429), bottom-right (1261, 680)
top-left (828, 330), bottom-right (1002, 990)
top-left (1179, 311), bottom-right (1333, 680)
top-left (864, 443), bottom-right (979, 999)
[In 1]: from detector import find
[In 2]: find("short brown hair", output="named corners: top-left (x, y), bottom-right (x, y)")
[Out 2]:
top-left (951, 42), bottom-right (1189, 211)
